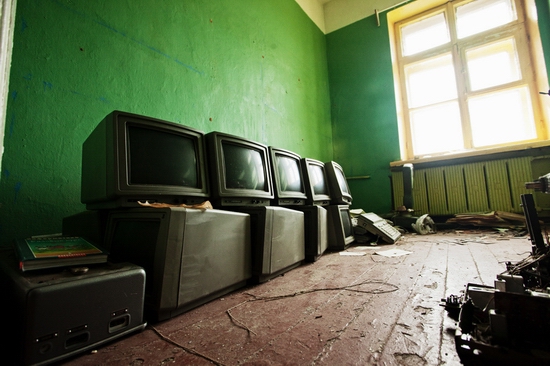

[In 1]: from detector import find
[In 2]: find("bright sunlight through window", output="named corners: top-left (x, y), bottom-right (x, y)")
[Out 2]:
top-left (394, 0), bottom-right (546, 159)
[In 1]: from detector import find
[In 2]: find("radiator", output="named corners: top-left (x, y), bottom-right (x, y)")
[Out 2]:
top-left (391, 156), bottom-right (550, 216)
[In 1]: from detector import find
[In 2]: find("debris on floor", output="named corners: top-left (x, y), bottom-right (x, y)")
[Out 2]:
top-left (374, 249), bottom-right (412, 257)
top-left (441, 194), bottom-right (550, 366)
top-left (445, 211), bottom-right (526, 228)
top-left (350, 210), bottom-right (402, 244)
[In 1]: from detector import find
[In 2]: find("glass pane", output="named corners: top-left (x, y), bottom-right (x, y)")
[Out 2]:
top-left (401, 12), bottom-right (450, 56)
top-left (456, 0), bottom-right (516, 39)
top-left (466, 37), bottom-right (521, 91)
top-left (405, 53), bottom-right (457, 108)
top-left (468, 87), bottom-right (536, 147)
top-left (410, 101), bottom-right (464, 156)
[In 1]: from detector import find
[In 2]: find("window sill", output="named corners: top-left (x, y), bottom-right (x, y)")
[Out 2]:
top-left (390, 141), bottom-right (550, 168)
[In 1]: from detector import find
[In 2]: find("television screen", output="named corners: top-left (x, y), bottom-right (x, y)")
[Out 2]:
top-left (223, 142), bottom-right (267, 190)
top-left (340, 207), bottom-right (353, 237)
top-left (81, 111), bottom-right (209, 209)
top-left (325, 161), bottom-right (352, 205)
top-left (269, 147), bottom-right (307, 205)
top-left (327, 205), bottom-right (355, 250)
top-left (206, 131), bottom-right (274, 207)
top-left (276, 156), bottom-right (302, 192)
top-left (335, 168), bottom-right (350, 195)
top-left (128, 126), bottom-right (198, 187)
top-left (310, 165), bottom-right (329, 195)
top-left (301, 158), bottom-right (331, 206)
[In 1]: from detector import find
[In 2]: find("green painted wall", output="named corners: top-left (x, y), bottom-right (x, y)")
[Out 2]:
top-left (0, 0), bottom-right (332, 245)
top-left (326, 14), bottom-right (400, 215)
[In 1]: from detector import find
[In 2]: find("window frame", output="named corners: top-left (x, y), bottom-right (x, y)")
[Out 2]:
top-left (389, 0), bottom-right (550, 163)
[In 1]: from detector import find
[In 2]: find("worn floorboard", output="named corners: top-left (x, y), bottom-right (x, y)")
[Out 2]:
top-left (60, 229), bottom-right (532, 366)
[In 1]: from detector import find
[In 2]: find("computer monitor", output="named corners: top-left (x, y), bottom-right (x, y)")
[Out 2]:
top-left (301, 158), bottom-right (331, 206)
top-left (205, 131), bottom-right (274, 207)
top-left (269, 147), bottom-right (307, 206)
top-left (81, 111), bottom-right (209, 210)
top-left (326, 205), bottom-right (355, 251)
top-left (324, 161), bottom-right (353, 205)
top-left (103, 207), bottom-right (251, 321)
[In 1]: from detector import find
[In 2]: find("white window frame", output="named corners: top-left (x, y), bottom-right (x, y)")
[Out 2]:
top-left (0, 0), bottom-right (17, 172)
top-left (388, 0), bottom-right (550, 164)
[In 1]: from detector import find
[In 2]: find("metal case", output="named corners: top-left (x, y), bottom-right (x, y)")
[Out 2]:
top-left (0, 248), bottom-right (146, 366)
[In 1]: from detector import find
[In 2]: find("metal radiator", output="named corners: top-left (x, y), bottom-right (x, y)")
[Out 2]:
top-left (391, 156), bottom-right (550, 216)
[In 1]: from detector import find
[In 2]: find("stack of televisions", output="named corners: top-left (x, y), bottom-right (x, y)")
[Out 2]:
top-left (63, 110), bottom-right (356, 322)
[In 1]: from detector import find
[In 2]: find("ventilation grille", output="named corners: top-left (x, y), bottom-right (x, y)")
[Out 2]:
top-left (391, 156), bottom-right (547, 215)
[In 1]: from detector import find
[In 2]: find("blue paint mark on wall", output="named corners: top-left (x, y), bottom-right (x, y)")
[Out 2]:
top-left (21, 17), bottom-right (28, 33)
top-left (9, 114), bottom-right (15, 137)
top-left (23, 73), bottom-right (32, 81)
top-left (14, 182), bottom-right (22, 203)
top-left (11, 91), bottom-right (17, 101)
top-left (174, 59), bottom-right (204, 75)
top-left (49, 0), bottom-right (202, 75)
top-left (43, 81), bottom-right (53, 91)
top-left (3, 169), bottom-right (10, 179)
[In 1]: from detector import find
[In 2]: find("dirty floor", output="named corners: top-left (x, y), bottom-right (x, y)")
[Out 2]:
top-left (60, 229), bottom-right (532, 366)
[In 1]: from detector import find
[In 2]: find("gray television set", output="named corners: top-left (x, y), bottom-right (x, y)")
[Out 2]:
top-left (301, 158), bottom-right (332, 206)
top-left (269, 147), bottom-right (328, 262)
top-left (326, 205), bottom-right (355, 251)
top-left (324, 161), bottom-right (352, 205)
top-left (269, 147), bottom-right (308, 206)
top-left (103, 207), bottom-right (251, 321)
top-left (205, 131), bottom-right (274, 208)
top-left (81, 111), bottom-right (209, 210)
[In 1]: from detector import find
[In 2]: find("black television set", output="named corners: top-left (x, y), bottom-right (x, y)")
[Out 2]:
top-left (81, 111), bottom-right (209, 210)
top-left (269, 147), bottom-right (307, 206)
top-left (103, 206), bottom-right (251, 321)
top-left (326, 205), bottom-right (355, 251)
top-left (300, 158), bottom-right (331, 206)
top-left (324, 161), bottom-right (352, 205)
top-left (205, 131), bottom-right (274, 207)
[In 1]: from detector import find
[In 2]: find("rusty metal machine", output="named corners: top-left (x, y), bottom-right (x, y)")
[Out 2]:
top-left (441, 174), bottom-right (550, 365)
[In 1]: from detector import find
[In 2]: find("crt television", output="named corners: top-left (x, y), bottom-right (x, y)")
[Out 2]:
top-left (326, 205), bottom-right (355, 251)
top-left (205, 131), bottom-right (274, 207)
top-left (269, 147), bottom-right (307, 206)
top-left (103, 207), bottom-right (251, 321)
top-left (324, 161), bottom-right (353, 205)
top-left (81, 111), bottom-right (209, 210)
top-left (300, 158), bottom-right (331, 206)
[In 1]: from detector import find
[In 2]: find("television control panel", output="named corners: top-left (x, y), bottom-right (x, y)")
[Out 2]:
top-left (220, 198), bottom-right (271, 206)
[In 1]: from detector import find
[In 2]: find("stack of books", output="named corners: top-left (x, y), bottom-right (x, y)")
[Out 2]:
top-left (13, 236), bottom-right (108, 271)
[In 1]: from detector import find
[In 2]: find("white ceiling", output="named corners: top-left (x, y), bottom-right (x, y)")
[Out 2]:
top-left (296, 0), bottom-right (406, 33)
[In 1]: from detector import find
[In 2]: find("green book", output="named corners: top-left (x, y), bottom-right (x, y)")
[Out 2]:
top-left (13, 236), bottom-right (109, 272)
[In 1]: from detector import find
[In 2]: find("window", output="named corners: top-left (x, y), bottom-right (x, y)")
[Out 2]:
top-left (393, 0), bottom-right (548, 160)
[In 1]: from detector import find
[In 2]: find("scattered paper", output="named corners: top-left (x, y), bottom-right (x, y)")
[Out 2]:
top-left (138, 200), bottom-right (213, 209)
top-left (375, 249), bottom-right (412, 257)
top-left (354, 246), bottom-right (380, 250)
top-left (339, 251), bottom-right (367, 256)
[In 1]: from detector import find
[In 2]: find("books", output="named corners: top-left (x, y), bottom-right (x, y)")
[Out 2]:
top-left (13, 236), bottom-right (109, 272)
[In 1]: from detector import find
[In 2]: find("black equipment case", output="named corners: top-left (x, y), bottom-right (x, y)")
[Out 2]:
top-left (0, 247), bottom-right (146, 365)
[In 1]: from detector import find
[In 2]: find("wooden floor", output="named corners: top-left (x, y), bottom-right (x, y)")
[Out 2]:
top-left (61, 229), bottom-right (532, 366)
